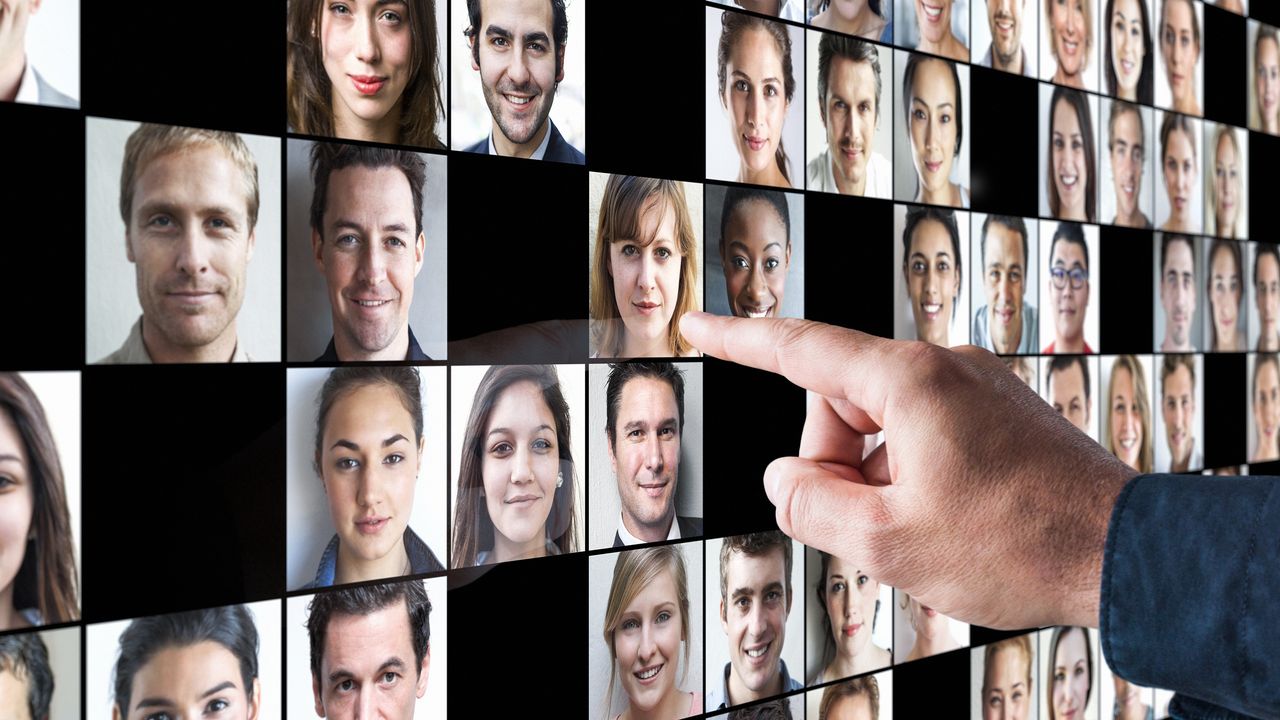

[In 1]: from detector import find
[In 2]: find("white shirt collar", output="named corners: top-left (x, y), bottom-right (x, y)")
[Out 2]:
top-left (15, 57), bottom-right (38, 105)
top-left (616, 511), bottom-right (681, 546)
top-left (487, 120), bottom-right (553, 160)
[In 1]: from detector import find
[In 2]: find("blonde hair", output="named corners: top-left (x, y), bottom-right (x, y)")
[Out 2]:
top-left (982, 635), bottom-right (1034, 697)
top-left (590, 176), bottom-right (700, 357)
top-left (1046, 0), bottom-right (1093, 69)
top-left (119, 124), bottom-right (260, 229)
top-left (1106, 355), bottom-right (1154, 474)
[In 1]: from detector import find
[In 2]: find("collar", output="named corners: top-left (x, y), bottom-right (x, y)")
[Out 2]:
top-left (105, 317), bottom-right (249, 364)
top-left (15, 57), bottom-right (37, 105)
top-left (716, 659), bottom-right (796, 709)
top-left (309, 527), bottom-right (442, 588)
top-left (316, 325), bottom-right (428, 362)
top-left (488, 120), bottom-right (554, 160)
top-left (616, 511), bottom-right (681, 546)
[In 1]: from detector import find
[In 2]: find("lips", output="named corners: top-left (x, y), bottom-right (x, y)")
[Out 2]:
top-left (995, 17), bottom-right (1014, 37)
top-left (504, 93), bottom-right (536, 110)
top-left (994, 307), bottom-right (1015, 325)
top-left (925, 160), bottom-right (943, 174)
top-left (921, 301), bottom-right (943, 320)
top-left (840, 144), bottom-right (863, 161)
top-left (638, 480), bottom-right (669, 498)
top-left (920, 1), bottom-right (943, 21)
top-left (743, 641), bottom-right (772, 664)
top-left (1059, 170), bottom-right (1079, 189)
top-left (349, 75), bottom-right (387, 95)
top-left (1062, 39), bottom-right (1080, 57)
top-left (738, 303), bottom-right (774, 318)
top-left (633, 300), bottom-right (661, 316)
top-left (167, 290), bottom-right (218, 304)
top-left (842, 623), bottom-right (862, 637)
top-left (1118, 436), bottom-right (1137, 450)
top-left (356, 516), bottom-right (389, 535)
top-left (634, 664), bottom-right (663, 684)
top-left (744, 134), bottom-right (767, 152)
top-left (504, 494), bottom-right (541, 506)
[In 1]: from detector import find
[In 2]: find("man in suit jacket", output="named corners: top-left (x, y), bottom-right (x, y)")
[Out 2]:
top-left (460, 0), bottom-right (584, 164)
top-left (0, 0), bottom-right (78, 108)
top-left (605, 362), bottom-right (704, 547)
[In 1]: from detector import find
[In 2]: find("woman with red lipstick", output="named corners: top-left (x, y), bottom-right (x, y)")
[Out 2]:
top-left (1208, 240), bottom-right (1244, 353)
top-left (1157, 0), bottom-right (1201, 117)
top-left (715, 9), bottom-right (798, 188)
top-left (1046, 0), bottom-right (1093, 89)
top-left (1046, 626), bottom-right (1093, 720)
top-left (1157, 111), bottom-right (1198, 233)
top-left (811, 552), bottom-right (890, 684)
top-left (451, 364), bottom-right (580, 567)
top-left (1250, 353), bottom-right (1280, 462)
top-left (287, 0), bottom-right (445, 148)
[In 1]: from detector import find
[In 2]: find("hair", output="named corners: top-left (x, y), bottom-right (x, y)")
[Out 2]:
top-left (1208, 125), bottom-right (1241, 238)
top-left (1160, 233), bottom-right (1194, 276)
top-left (814, 551), bottom-right (880, 672)
top-left (451, 365), bottom-right (578, 567)
top-left (817, 33), bottom-right (882, 124)
top-left (601, 546), bottom-right (691, 717)
top-left (1208, 240), bottom-right (1243, 351)
top-left (287, 0), bottom-right (444, 148)
top-left (818, 675), bottom-right (880, 720)
top-left (1160, 0), bottom-right (1200, 56)
top-left (1047, 355), bottom-right (1091, 404)
top-left (981, 635), bottom-right (1033, 701)
top-left (313, 366), bottom-right (424, 476)
top-left (1049, 222), bottom-right (1090, 272)
top-left (901, 206), bottom-right (964, 319)
top-left (1046, 0), bottom-right (1093, 67)
top-left (0, 633), bottom-right (53, 720)
top-left (1106, 355), bottom-right (1154, 473)
top-left (112, 605), bottom-right (259, 717)
top-left (604, 362), bottom-right (686, 449)
top-left (1255, 24), bottom-right (1279, 128)
top-left (1046, 87), bottom-right (1098, 222)
top-left (307, 580), bottom-right (432, 682)
top-left (1047, 626), bottom-right (1093, 720)
top-left (1160, 353), bottom-right (1196, 390)
top-left (465, 0), bottom-right (569, 77)
top-left (719, 532), bottom-right (793, 615)
top-left (717, 9), bottom-right (797, 184)
top-left (1255, 243), bottom-right (1280, 288)
top-left (728, 698), bottom-right (794, 720)
top-left (0, 375), bottom-right (79, 624)
top-left (819, 0), bottom-right (882, 15)
top-left (1104, 0), bottom-right (1154, 103)
top-left (720, 186), bottom-right (792, 259)
top-left (1255, 353), bottom-right (1280, 411)
top-left (310, 142), bottom-right (427, 241)
top-left (902, 52), bottom-right (964, 159)
top-left (981, 215), bottom-right (1029, 271)
top-left (119, 124), bottom-right (260, 230)
top-left (1159, 111), bottom-right (1197, 176)
top-left (590, 175), bottom-right (701, 357)
top-left (1108, 100), bottom-right (1144, 156)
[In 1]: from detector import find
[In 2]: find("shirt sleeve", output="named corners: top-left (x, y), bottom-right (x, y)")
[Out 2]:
top-left (1100, 473), bottom-right (1279, 719)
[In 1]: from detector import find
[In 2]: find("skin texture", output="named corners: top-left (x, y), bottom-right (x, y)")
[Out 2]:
top-left (1253, 360), bottom-right (1279, 462)
top-left (811, 0), bottom-right (888, 40)
top-left (322, 0), bottom-right (412, 144)
top-left (127, 145), bottom-right (256, 364)
top-left (1049, 239), bottom-right (1090, 353)
top-left (904, 218), bottom-right (960, 347)
top-left (1049, 361), bottom-right (1090, 434)
top-left (1051, 628), bottom-right (1090, 720)
top-left (1051, 98), bottom-right (1089, 221)
top-left (988, 0), bottom-right (1026, 74)
top-left (0, 669), bottom-right (32, 720)
top-left (908, 59), bottom-right (963, 207)
top-left (1160, 0), bottom-right (1199, 115)
top-left (613, 569), bottom-right (688, 720)
top-left (312, 599), bottom-right (429, 720)
top-left (482, 380), bottom-right (558, 563)
top-left (722, 199), bottom-right (790, 318)
top-left (1257, 252), bottom-right (1280, 351)
top-left (1110, 108), bottom-right (1146, 227)
top-left (609, 376), bottom-right (681, 543)
top-left (0, 407), bottom-right (34, 632)
top-left (1161, 363), bottom-right (1195, 472)
top-left (0, 0), bottom-right (40, 103)
top-left (723, 27), bottom-right (791, 188)
top-left (822, 56), bottom-right (878, 196)
top-left (720, 548), bottom-right (791, 706)
top-left (1159, 238), bottom-right (1196, 352)
top-left (1109, 366), bottom-right (1143, 471)
top-left (318, 383), bottom-right (421, 585)
top-left (608, 198), bottom-right (683, 358)
top-left (113, 641), bottom-right (261, 720)
top-left (828, 694), bottom-right (875, 720)
top-left (822, 555), bottom-right (889, 679)
top-left (681, 311), bottom-right (1135, 630)
top-left (470, 0), bottom-right (565, 157)
top-left (1050, 0), bottom-right (1087, 88)
top-left (983, 222), bottom-right (1027, 354)
top-left (313, 165), bottom-right (425, 362)
top-left (983, 646), bottom-right (1032, 720)
top-left (1110, 0), bottom-right (1145, 100)
top-left (1209, 244), bottom-right (1242, 352)
top-left (1213, 133), bottom-right (1240, 239)
top-left (1256, 36), bottom-right (1279, 134)
top-left (914, 0), bottom-right (969, 61)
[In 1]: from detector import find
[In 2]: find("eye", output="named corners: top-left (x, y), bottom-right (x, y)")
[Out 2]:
top-left (732, 256), bottom-right (749, 270)
top-left (912, 108), bottom-right (926, 121)
top-left (654, 246), bottom-right (673, 260)
top-left (1055, 670), bottom-right (1067, 683)
top-left (765, 589), bottom-right (783, 603)
top-left (532, 437), bottom-right (554, 451)
top-left (328, 2), bottom-right (351, 15)
top-left (492, 35), bottom-right (509, 48)
top-left (205, 698), bottom-right (230, 713)
top-left (857, 574), bottom-right (870, 587)
top-left (337, 678), bottom-right (355, 693)
top-left (526, 40), bottom-right (547, 53)
top-left (859, 101), bottom-right (872, 114)
top-left (764, 84), bottom-right (779, 97)
top-left (734, 79), bottom-right (748, 93)
top-left (384, 453), bottom-right (405, 465)
top-left (657, 610), bottom-right (672, 623)
top-left (387, 236), bottom-right (407, 248)
top-left (911, 259), bottom-right (926, 274)
top-left (621, 618), bottom-right (640, 630)
top-left (1009, 269), bottom-right (1022, 284)
top-left (620, 244), bottom-right (638, 257)
top-left (144, 714), bottom-right (173, 720)
top-left (936, 259), bottom-right (951, 273)
top-left (148, 215), bottom-right (174, 228)
top-left (1054, 137), bottom-right (1065, 150)
top-left (382, 671), bottom-right (400, 685)
top-left (988, 696), bottom-right (1003, 708)
top-left (209, 217), bottom-right (230, 229)
top-left (765, 257), bottom-right (780, 271)
top-left (336, 233), bottom-right (359, 247)
top-left (490, 441), bottom-right (513, 457)
top-left (989, 269), bottom-right (1001, 283)
top-left (1011, 690), bottom-right (1023, 702)
top-left (832, 580), bottom-right (847, 592)
top-left (379, 10), bottom-right (402, 23)
top-left (940, 113), bottom-right (951, 124)
top-left (336, 457), bottom-right (359, 470)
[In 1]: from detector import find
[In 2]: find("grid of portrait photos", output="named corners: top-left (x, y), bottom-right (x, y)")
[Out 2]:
top-left (0, 0), bottom-right (1273, 718)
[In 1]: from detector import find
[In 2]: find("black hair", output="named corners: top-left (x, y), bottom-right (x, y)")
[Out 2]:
top-left (1047, 355), bottom-right (1091, 403)
top-left (720, 186), bottom-right (792, 253)
top-left (981, 215), bottom-right (1029, 271)
top-left (1049, 222), bottom-right (1089, 271)
top-left (717, 9), bottom-right (798, 184)
top-left (464, 0), bottom-right (569, 77)
top-left (314, 366), bottom-right (424, 476)
top-left (605, 362), bottom-right (686, 449)
top-left (1104, 0), bottom-right (1154, 104)
top-left (1255, 243), bottom-right (1279, 288)
top-left (902, 53), bottom-right (964, 158)
top-left (0, 633), bottom-right (53, 720)
top-left (817, 32), bottom-right (882, 123)
top-left (901, 206), bottom-right (964, 319)
top-left (307, 580), bottom-right (432, 682)
top-left (309, 143), bottom-right (427, 241)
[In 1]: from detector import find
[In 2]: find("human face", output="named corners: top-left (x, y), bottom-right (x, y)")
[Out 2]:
top-left (126, 146), bottom-right (256, 356)
top-left (1052, 98), bottom-right (1088, 220)
top-left (115, 641), bottom-right (259, 720)
top-left (609, 377), bottom-right (681, 541)
top-left (823, 56), bottom-right (879, 195)
top-left (983, 646), bottom-right (1032, 720)
top-left (1109, 366), bottom-right (1143, 470)
top-left (905, 218), bottom-right (960, 347)
top-left (720, 548), bottom-right (790, 700)
top-left (828, 0), bottom-right (867, 23)
top-left (988, 0), bottom-right (1025, 67)
top-left (1160, 239), bottom-right (1195, 350)
top-left (608, 198), bottom-right (683, 355)
top-left (1213, 135), bottom-right (1240, 236)
top-left (1257, 253), bottom-right (1280, 344)
top-left (722, 200), bottom-right (790, 318)
top-left (1050, 361), bottom-right (1090, 433)
top-left (908, 59), bottom-right (959, 200)
top-left (319, 383), bottom-right (421, 568)
top-left (1161, 363), bottom-right (1195, 466)
top-left (1256, 37), bottom-right (1279, 129)
top-left (312, 165), bottom-right (425, 362)
top-left (614, 568), bottom-right (683, 713)
top-left (0, 408), bottom-right (33, 618)
top-left (823, 556), bottom-right (879, 661)
top-left (1051, 629), bottom-right (1090, 720)
top-left (827, 694), bottom-right (875, 720)
top-left (983, 222), bottom-right (1026, 354)
top-left (724, 27), bottom-right (790, 183)
top-left (1110, 0), bottom-right (1145, 98)
top-left (472, 0), bottom-right (564, 152)
top-left (320, 0), bottom-right (413, 139)
top-left (907, 595), bottom-right (948, 639)
top-left (1255, 360), bottom-right (1280, 460)
top-left (1210, 245), bottom-right (1241, 349)
top-left (916, 0), bottom-right (954, 46)
top-left (1160, 0), bottom-right (1198, 109)
top-left (313, 599), bottom-right (428, 720)
top-left (0, 667), bottom-right (31, 720)
top-left (1051, 0), bottom-right (1087, 79)
top-left (1050, 239), bottom-right (1090, 347)
top-left (1110, 108), bottom-right (1144, 223)
top-left (481, 381), bottom-right (559, 554)
top-left (0, 0), bottom-right (40, 74)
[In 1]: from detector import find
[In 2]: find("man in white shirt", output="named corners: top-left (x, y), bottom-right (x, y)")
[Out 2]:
top-left (807, 32), bottom-right (890, 198)
top-left (0, 0), bottom-right (75, 107)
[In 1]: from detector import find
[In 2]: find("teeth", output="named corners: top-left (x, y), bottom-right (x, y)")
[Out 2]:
top-left (1061, 174), bottom-right (1078, 187)
top-left (745, 645), bottom-right (768, 658)
top-left (923, 3), bottom-right (941, 18)
top-left (636, 666), bottom-right (660, 680)
top-left (745, 309), bottom-right (771, 318)
top-left (1122, 184), bottom-right (1134, 194)
top-left (1120, 438), bottom-right (1136, 449)
top-left (1065, 41), bottom-right (1078, 51)
top-left (924, 303), bottom-right (942, 313)
top-left (355, 300), bottom-right (389, 307)
top-left (506, 95), bottom-right (530, 105)
top-left (997, 20), bottom-right (1012, 30)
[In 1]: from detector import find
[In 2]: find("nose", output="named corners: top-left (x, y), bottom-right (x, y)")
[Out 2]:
top-left (924, 267), bottom-right (940, 299)
top-left (357, 241), bottom-right (386, 286)
top-left (843, 104), bottom-right (857, 140)
top-left (508, 44), bottom-right (531, 84)
top-left (925, 116), bottom-right (940, 154)
top-left (511, 444), bottom-right (535, 485)
top-left (747, 600), bottom-right (767, 638)
top-left (356, 465), bottom-right (384, 508)
top-left (747, 87), bottom-right (765, 130)
top-left (638, 622), bottom-right (656, 661)
top-left (637, 252), bottom-right (657, 291)
top-left (644, 434), bottom-right (665, 473)
top-left (842, 586), bottom-right (854, 619)
top-left (175, 224), bottom-right (211, 277)
top-left (747, 265), bottom-right (768, 304)
top-left (1066, 7), bottom-right (1079, 35)
top-left (354, 12), bottom-right (381, 65)
top-left (355, 686), bottom-right (373, 720)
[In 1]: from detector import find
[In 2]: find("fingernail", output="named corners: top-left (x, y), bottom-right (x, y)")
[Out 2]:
top-left (764, 462), bottom-right (782, 503)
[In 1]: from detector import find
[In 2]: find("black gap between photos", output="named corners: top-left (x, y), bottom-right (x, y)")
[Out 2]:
top-left (1204, 5), bottom-right (1248, 129)
top-left (803, 193), bottom-right (895, 339)
top-left (1203, 352), bottom-right (1246, 469)
top-left (1099, 225), bottom-right (1156, 354)
top-left (969, 66), bottom-right (1039, 219)
top-left (891, 647), bottom-right (970, 715)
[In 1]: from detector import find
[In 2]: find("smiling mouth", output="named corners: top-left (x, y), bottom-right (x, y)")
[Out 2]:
top-left (740, 304), bottom-right (774, 318)
top-left (1119, 436), bottom-right (1137, 450)
top-left (505, 93), bottom-right (535, 108)
top-left (995, 18), bottom-right (1014, 35)
top-left (1121, 60), bottom-right (1135, 74)
top-left (922, 302), bottom-right (943, 319)
top-left (921, 1), bottom-right (942, 20)
top-left (1059, 171), bottom-right (1079, 189)
top-left (1063, 39), bottom-right (1079, 55)
top-left (995, 307), bottom-right (1015, 325)
top-left (924, 160), bottom-right (942, 174)
top-left (634, 664), bottom-right (663, 683)
top-left (744, 642), bottom-right (772, 662)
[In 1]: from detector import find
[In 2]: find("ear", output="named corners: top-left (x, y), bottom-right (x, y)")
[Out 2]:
top-left (555, 44), bottom-right (566, 84)
top-left (313, 672), bottom-right (326, 717)
top-left (417, 435), bottom-right (426, 473)
top-left (416, 646), bottom-right (431, 699)
top-left (784, 243), bottom-right (793, 269)
top-left (414, 231), bottom-right (426, 277)
top-left (719, 599), bottom-right (728, 630)
top-left (125, 230), bottom-right (136, 264)
top-left (312, 228), bottom-right (325, 273)
top-left (112, 706), bottom-right (121, 720)
top-left (247, 678), bottom-right (262, 720)
top-left (245, 228), bottom-right (257, 263)
top-left (606, 431), bottom-right (617, 474)
top-left (469, 35), bottom-right (480, 72)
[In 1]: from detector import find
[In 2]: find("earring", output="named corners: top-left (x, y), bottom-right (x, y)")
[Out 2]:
top-left (556, 471), bottom-right (564, 488)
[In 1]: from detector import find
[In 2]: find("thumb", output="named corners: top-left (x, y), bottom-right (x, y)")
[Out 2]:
top-left (764, 456), bottom-right (890, 568)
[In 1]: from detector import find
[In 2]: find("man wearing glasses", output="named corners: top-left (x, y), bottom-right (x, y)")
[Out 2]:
top-left (1044, 222), bottom-right (1093, 354)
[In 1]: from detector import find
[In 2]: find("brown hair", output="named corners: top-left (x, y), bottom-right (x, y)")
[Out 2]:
top-left (1208, 126), bottom-right (1241, 238)
top-left (718, 531), bottom-right (792, 615)
top-left (717, 9), bottom-right (796, 184)
top-left (1208, 240), bottom-right (1244, 351)
top-left (982, 635), bottom-right (1034, 699)
top-left (819, 675), bottom-right (880, 720)
top-left (1047, 87), bottom-right (1097, 222)
top-left (1106, 355), bottom-right (1154, 474)
top-left (1046, 0), bottom-right (1093, 67)
top-left (119, 124), bottom-right (260, 230)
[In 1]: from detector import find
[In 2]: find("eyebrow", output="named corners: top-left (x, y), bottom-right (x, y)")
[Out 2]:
top-left (485, 24), bottom-right (553, 48)
top-left (729, 240), bottom-right (783, 254)
top-left (487, 424), bottom-right (553, 437)
top-left (622, 418), bottom-right (677, 433)
top-left (329, 434), bottom-right (409, 452)
top-left (912, 96), bottom-right (954, 111)
top-left (0, 454), bottom-right (23, 466)
top-left (733, 69), bottom-right (782, 86)
top-left (135, 201), bottom-right (240, 221)
top-left (328, 657), bottom-right (408, 683)
top-left (136, 681), bottom-right (237, 709)
top-left (912, 251), bottom-right (953, 261)
top-left (731, 580), bottom-right (784, 599)
top-left (331, 219), bottom-right (411, 235)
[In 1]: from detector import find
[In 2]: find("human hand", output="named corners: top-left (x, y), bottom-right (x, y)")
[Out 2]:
top-left (680, 312), bottom-right (1137, 630)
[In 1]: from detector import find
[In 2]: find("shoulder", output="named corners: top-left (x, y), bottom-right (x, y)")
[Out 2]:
top-left (97, 317), bottom-right (150, 364)
top-left (546, 122), bottom-right (586, 165)
top-left (33, 67), bottom-right (77, 108)
top-left (677, 515), bottom-right (704, 538)
top-left (462, 137), bottom-right (489, 154)
top-left (879, 20), bottom-right (893, 45)
top-left (806, 152), bottom-right (826, 191)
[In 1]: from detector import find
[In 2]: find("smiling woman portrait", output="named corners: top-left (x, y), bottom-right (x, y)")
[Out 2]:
top-left (287, 0), bottom-right (445, 147)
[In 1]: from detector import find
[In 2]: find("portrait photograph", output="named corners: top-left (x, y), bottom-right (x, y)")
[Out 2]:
top-left (1213, 0), bottom-right (1246, 14)
top-left (706, 5), bottom-right (806, 189)
top-left (807, 0), bottom-right (895, 44)
top-left (587, 362), bottom-right (704, 552)
top-left (705, 184), bottom-right (806, 320)
top-left (1005, 355), bottom-right (1040, 389)
top-left (1038, 220), bottom-right (1100, 354)
top-left (1101, 0), bottom-right (1155, 104)
top-left (1101, 354), bottom-right (1156, 474)
top-left (0, 627), bottom-right (80, 720)
top-left (1247, 353), bottom-right (1279, 464)
top-left (2, 0), bottom-right (78, 108)
top-left (969, 633), bottom-right (1037, 720)
top-left (710, 0), bottom-right (807, 21)
top-left (1152, 353), bottom-right (1204, 473)
top-left (1036, 626), bottom-right (1099, 720)
top-left (1248, 20), bottom-right (1279, 137)
top-left (1204, 124), bottom-right (1248, 241)
top-left (1098, 655), bottom-right (1155, 720)
top-left (1153, 111), bottom-right (1202, 235)
top-left (803, 545), bottom-right (893, 686)
top-left (972, 0), bottom-right (1040, 77)
top-left (1039, 354), bottom-right (1101, 441)
top-left (969, 213), bottom-right (1040, 356)
top-left (892, 49), bottom-right (971, 207)
top-left (1248, 242), bottom-right (1280, 352)
top-left (1099, 99), bottom-right (1154, 229)
top-left (1204, 239), bottom-right (1247, 352)
top-left (892, 587), bottom-right (969, 664)
top-left (285, 138), bottom-right (447, 363)
top-left (807, 670), bottom-right (893, 719)
top-left (1152, 0), bottom-right (1203, 117)
top-left (1040, 83), bottom-right (1100, 223)
top-left (588, 541), bottom-right (705, 720)
top-left (894, 203), bottom-right (972, 348)
top-left (894, 0), bottom-right (970, 62)
top-left (84, 117), bottom-right (282, 364)
top-left (1153, 233), bottom-right (1203, 353)
top-left (1040, 0), bottom-right (1102, 92)
top-left (286, 366), bottom-right (448, 591)
top-left (449, 363), bottom-right (586, 567)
